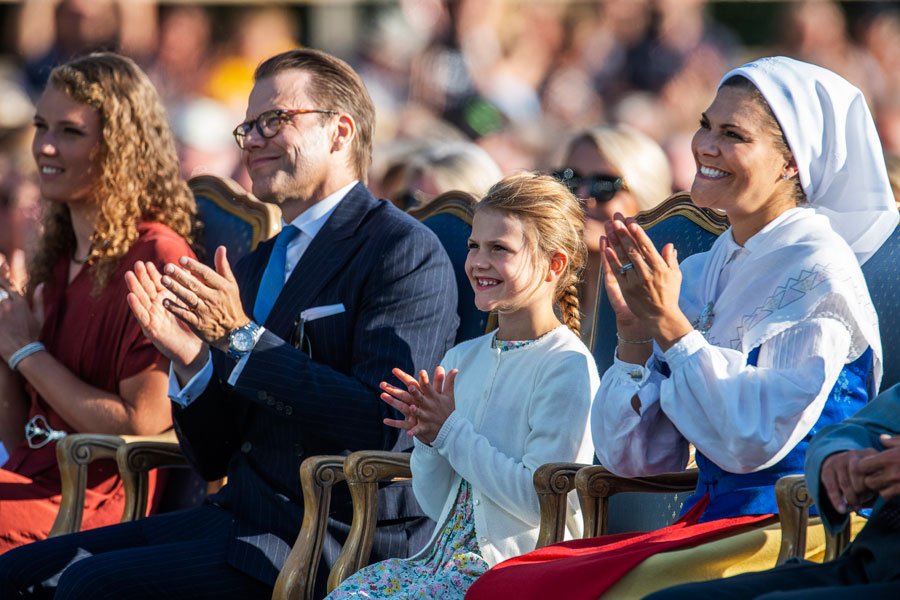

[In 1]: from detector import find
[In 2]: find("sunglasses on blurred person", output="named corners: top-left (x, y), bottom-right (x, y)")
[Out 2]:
top-left (553, 168), bottom-right (626, 203)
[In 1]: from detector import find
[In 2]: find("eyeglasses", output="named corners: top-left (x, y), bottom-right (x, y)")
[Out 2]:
top-left (232, 108), bottom-right (338, 149)
top-left (553, 168), bottom-right (626, 203)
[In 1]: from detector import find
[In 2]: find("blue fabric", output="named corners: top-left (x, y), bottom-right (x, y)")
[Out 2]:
top-left (679, 346), bottom-right (873, 522)
top-left (194, 195), bottom-right (257, 264)
top-left (861, 224), bottom-right (900, 390)
top-left (253, 225), bottom-right (299, 324)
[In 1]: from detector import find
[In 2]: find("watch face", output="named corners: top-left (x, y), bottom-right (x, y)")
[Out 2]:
top-left (232, 329), bottom-right (254, 352)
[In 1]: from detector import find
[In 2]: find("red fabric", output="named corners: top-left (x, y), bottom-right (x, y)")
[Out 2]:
top-left (0, 222), bottom-right (193, 552)
top-left (465, 495), bottom-right (773, 600)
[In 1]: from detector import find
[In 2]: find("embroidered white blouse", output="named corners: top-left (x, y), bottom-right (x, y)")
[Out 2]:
top-left (593, 208), bottom-right (882, 478)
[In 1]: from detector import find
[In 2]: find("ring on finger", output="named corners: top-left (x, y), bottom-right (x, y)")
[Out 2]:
top-left (619, 263), bottom-right (634, 275)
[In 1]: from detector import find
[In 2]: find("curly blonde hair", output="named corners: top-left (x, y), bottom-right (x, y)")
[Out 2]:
top-left (477, 172), bottom-right (587, 335)
top-left (30, 52), bottom-right (195, 295)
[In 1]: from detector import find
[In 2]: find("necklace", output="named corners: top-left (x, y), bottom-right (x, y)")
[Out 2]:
top-left (71, 252), bottom-right (91, 264)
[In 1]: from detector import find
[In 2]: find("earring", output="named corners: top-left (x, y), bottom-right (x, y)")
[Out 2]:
top-left (782, 173), bottom-right (791, 180)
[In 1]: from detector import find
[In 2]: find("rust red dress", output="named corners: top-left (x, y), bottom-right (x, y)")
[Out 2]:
top-left (0, 222), bottom-right (193, 552)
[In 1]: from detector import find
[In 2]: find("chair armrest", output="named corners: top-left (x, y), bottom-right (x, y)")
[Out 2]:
top-left (272, 455), bottom-right (346, 600)
top-left (575, 467), bottom-right (699, 538)
top-left (327, 451), bottom-right (412, 593)
top-left (115, 430), bottom-right (187, 523)
top-left (774, 474), bottom-right (813, 565)
top-left (774, 474), bottom-right (856, 565)
top-left (49, 433), bottom-right (128, 537)
top-left (533, 462), bottom-right (590, 547)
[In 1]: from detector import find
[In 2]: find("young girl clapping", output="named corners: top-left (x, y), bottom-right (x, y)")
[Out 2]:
top-left (325, 172), bottom-right (599, 599)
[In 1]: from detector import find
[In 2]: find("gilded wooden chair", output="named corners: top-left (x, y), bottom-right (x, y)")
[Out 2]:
top-left (50, 175), bottom-right (280, 537)
top-left (532, 192), bottom-right (728, 545)
top-left (774, 217), bottom-right (900, 564)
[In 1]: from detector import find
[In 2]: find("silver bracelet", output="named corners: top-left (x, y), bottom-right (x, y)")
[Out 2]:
top-left (616, 333), bottom-right (653, 345)
top-left (8, 341), bottom-right (46, 371)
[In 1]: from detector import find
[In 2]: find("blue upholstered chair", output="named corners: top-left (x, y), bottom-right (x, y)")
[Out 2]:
top-left (50, 175), bottom-right (280, 535)
top-left (408, 190), bottom-right (494, 342)
top-left (535, 192), bottom-right (729, 545)
top-left (190, 174), bottom-right (282, 263)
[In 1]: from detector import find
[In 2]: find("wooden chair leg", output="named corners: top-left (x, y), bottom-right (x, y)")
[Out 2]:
top-left (49, 434), bottom-right (126, 537)
top-left (272, 456), bottom-right (346, 600)
top-left (533, 462), bottom-right (587, 547)
top-left (327, 451), bottom-right (411, 594)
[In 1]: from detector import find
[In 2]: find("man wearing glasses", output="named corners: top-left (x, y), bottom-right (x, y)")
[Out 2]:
top-left (0, 49), bottom-right (458, 599)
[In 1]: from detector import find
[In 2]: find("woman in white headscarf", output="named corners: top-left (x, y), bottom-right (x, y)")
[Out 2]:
top-left (465, 57), bottom-right (898, 600)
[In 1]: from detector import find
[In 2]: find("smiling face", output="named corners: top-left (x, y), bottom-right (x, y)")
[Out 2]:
top-left (32, 86), bottom-right (102, 205)
top-left (241, 70), bottom-right (338, 217)
top-left (690, 86), bottom-right (798, 228)
top-left (465, 207), bottom-right (552, 315)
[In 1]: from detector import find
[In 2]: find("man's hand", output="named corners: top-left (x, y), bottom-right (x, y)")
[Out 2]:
top-left (126, 260), bottom-right (207, 379)
top-left (858, 434), bottom-right (900, 502)
top-left (158, 246), bottom-right (250, 351)
top-left (820, 448), bottom-right (879, 514)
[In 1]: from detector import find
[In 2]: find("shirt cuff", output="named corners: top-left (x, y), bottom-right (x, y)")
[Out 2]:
top-left (413, 436), bottom-right (441, 456)
top-left (168, 353), bottom-right (213, 408)
top-left (431, 410), bottom-right (461, 450)
top-left (662, 329), bottom-right (707, 372)
top-left (225, 326), bottom-right (266, 387)
top-left (612, 352), bottom-right (653, 385)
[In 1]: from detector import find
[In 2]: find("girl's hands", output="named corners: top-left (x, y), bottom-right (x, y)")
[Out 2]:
top-left (601, 214), bottom-right (693, 351)
top-left (381, 365), bottom-right (458, 445)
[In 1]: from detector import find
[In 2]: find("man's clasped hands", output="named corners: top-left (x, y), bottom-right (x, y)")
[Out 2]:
top-left (821, 434), bottom-right (900, 514)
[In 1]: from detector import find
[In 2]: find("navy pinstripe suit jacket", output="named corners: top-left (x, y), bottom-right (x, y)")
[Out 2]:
top-left (172, 183), bottom-right (459, 588)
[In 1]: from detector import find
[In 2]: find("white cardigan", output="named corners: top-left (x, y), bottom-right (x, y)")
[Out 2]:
top-left (410, 325), bottom-right (598, 567)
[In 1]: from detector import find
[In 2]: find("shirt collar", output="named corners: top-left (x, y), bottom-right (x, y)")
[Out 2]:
top-left (284, 180), bottom-right (358, 239)
top-left (724, 206), bottom-right (808, 263)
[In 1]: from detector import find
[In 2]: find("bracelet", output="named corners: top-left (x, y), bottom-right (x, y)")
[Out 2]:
top-left (8, 342), bottom-right (46, 371)
top-left (616, 333), bottom-right (653, 345)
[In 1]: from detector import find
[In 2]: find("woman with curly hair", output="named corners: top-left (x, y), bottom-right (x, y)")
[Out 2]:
top-left (0, 52), bottom-right (196, 552)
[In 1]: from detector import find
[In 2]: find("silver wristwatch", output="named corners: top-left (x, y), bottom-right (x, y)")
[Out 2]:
top-left (227, 321), bottom-right (263, 360)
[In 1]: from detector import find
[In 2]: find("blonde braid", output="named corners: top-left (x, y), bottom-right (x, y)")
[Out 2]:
top-left (558, 282), bottom-right (581, 336)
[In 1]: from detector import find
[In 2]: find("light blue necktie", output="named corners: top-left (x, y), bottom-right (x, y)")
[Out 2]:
top-left (253, 225), bottom-right (300, 324)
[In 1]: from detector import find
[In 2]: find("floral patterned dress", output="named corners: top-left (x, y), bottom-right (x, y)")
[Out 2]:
top-left (325, 480), bottom-right (488, 599)
top-left (326, 337), bottom-right (536, 599)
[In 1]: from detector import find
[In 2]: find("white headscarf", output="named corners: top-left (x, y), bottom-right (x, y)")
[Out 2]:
top-left (720, 56), bottom-right (897, 265)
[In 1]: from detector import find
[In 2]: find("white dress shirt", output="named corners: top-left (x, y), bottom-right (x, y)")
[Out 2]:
top-left (168, 180), bottom-right (358, 407)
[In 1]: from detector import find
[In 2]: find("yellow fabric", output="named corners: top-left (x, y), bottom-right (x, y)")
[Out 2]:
top-left (601, 514), bottom-right (868, 599)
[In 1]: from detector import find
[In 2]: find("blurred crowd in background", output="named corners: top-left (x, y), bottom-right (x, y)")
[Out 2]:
top-left (2, 0), bottom-right (900, 281)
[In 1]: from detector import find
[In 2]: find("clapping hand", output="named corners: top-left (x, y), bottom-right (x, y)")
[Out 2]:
top-left (125, 260), bottom-right (206, 377)
top-left (601, 214), bottom-right (693, 352)
top-left (381, 366), bottom-right (457, 445)
top-left (156, 247), bottom-right (249, 351)
top-left (0, 256), bottom-right (41, 363)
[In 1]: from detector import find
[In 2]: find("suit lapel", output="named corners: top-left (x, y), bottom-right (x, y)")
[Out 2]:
top-left (262, 183), bottom-right (379, 336)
